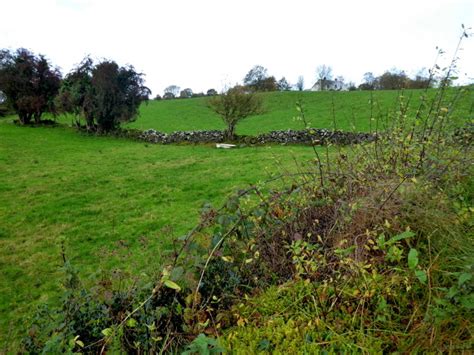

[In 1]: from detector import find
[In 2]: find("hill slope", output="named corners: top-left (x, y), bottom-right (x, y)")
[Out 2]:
top-left (125, 89), bottom-right (473, 134)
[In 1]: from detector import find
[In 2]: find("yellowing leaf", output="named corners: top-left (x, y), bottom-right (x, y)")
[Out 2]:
top-left (101, 328), bottom-right (113, 337)
top-left (163, 279), bottom-right (181, 292)
top-left (76, 340), bottom-right (84, 348)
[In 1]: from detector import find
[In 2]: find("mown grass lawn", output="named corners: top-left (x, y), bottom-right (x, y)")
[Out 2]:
top-left (0, 121), bottom-right (318, 349)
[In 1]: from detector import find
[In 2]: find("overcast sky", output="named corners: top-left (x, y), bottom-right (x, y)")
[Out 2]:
top-left (1, 0), bottom-right (473, 96)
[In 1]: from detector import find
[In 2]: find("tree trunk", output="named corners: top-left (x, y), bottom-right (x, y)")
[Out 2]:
top-left (18, 113), bottom-right (26, 125)
top-left (225, 124), bottom-right (236, 141)
top-left (19, 112), bottom-right (32, 125)
top-left (34, 111), bottom-right (42, 124)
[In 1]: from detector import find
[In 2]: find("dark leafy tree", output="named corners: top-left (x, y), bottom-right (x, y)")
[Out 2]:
top-left (359, 72), bottom-right (376, 90)
top-left (408, 68), bottom-right (433, 89)
top-left (244, 65), bottom-right (268, 86)
top-left (57, 58), bottom-right (150, 132)
top-left (56, 57), bottom-right (95, 128)
top-left (154, 94), bottom-right (162, 100)
top-left (296, 76), bottom-right (304, 91)
top-left (376, 69), bottom-right (408, 90)
top-left (164, 85), bottom-right (180, 97)
top-left (347, 81), bottom-right (357, 91)
top-left (179, 88), bottom-right (193, 98)
top-left (206, 88), bottom-right (217, 96)
top-left (91, 61), bottom-right (149, 132)
top-left (258, 76), bottom-right (278, 91)
top-left (243, 65), bottom-right (277, 91)
top-left (0, 90), bottom-right (7, 116)
top-left (207, 86), bottom-right (263, 140)
top-left (163, 92), bottom-right (175, 99)
top-left (0, 48), bottom-right (61, 124)
top-left (277, 77), bottom-right (291, 91)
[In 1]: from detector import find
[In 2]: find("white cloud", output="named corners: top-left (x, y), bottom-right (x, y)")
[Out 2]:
top-left (1, 0), bottom-right (473, 95)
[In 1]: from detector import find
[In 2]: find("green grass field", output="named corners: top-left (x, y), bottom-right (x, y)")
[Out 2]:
top-left (0, 121), bottom-right (317, 349)
top-left (0, 88), bottom-right (472, 350)
top-left (124, 89), bottom-right (472, 134)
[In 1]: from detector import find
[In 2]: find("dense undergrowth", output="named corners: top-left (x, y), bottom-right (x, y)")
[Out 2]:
top-left (21, 36), bottom-right (474, 353)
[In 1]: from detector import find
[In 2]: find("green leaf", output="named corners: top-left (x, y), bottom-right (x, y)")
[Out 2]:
top-left (164, 279), bottom-right (181, 292)
top-left (459, 294), bottom-right (474, 310)
top-left (408, 248), bottom-right (419, 269)
top-left (458, 272), bottom-right (472, 286)
top-left (126, 318), bottom-right (138, 328)
top-left (386, 230), bottom-right (415, 246)
top-left (377, 233), bottom-right (386, 249)
top-left (446, 286), bottom-right (458, 299)
top-left (101, 328), bottom-right (113, 337)
top-left (415, 270), bottom-right (427, 284)
top-left (170, 266), bottom-right (184, 281)
top-left (258, 339), bottom-right (271, 350)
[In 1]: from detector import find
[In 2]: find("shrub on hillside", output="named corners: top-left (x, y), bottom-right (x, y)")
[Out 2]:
top-left (207, 86), bottom-right (263, 140)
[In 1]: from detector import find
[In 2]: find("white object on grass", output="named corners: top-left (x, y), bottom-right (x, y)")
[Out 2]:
top-left (216, 143), bottom-right (236, 149)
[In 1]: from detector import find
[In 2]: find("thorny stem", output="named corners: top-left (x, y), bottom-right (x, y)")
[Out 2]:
top-left (296, 100), bottom-right (326, 193)
top-left (418, 27), bottom-right (470, 169)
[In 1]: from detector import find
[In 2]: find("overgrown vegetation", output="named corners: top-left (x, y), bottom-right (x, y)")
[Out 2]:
top-left (19, 29), bottom-right (473, 353)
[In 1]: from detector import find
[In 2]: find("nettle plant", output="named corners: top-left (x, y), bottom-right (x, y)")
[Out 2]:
top-left (23, 27), bottom-right (473, 353)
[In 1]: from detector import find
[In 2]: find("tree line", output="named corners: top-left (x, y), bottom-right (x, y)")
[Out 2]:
top-left (0, 48), bottom-right (150, 132)
top-left (0, 48), bottom-right (262, 140)
top-left (0, 48), bottom-right (443, 138)
top-left (158, 64), bottom-right (436, 101)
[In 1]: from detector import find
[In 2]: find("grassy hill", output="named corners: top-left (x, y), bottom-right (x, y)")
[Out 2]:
top-left (0, 122), bottom-right (317, 350)
top-left (124, 89), bottom-right (473, 134)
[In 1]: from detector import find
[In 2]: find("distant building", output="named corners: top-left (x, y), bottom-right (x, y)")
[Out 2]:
top-left (311, 78), bottom-right (348, 91)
